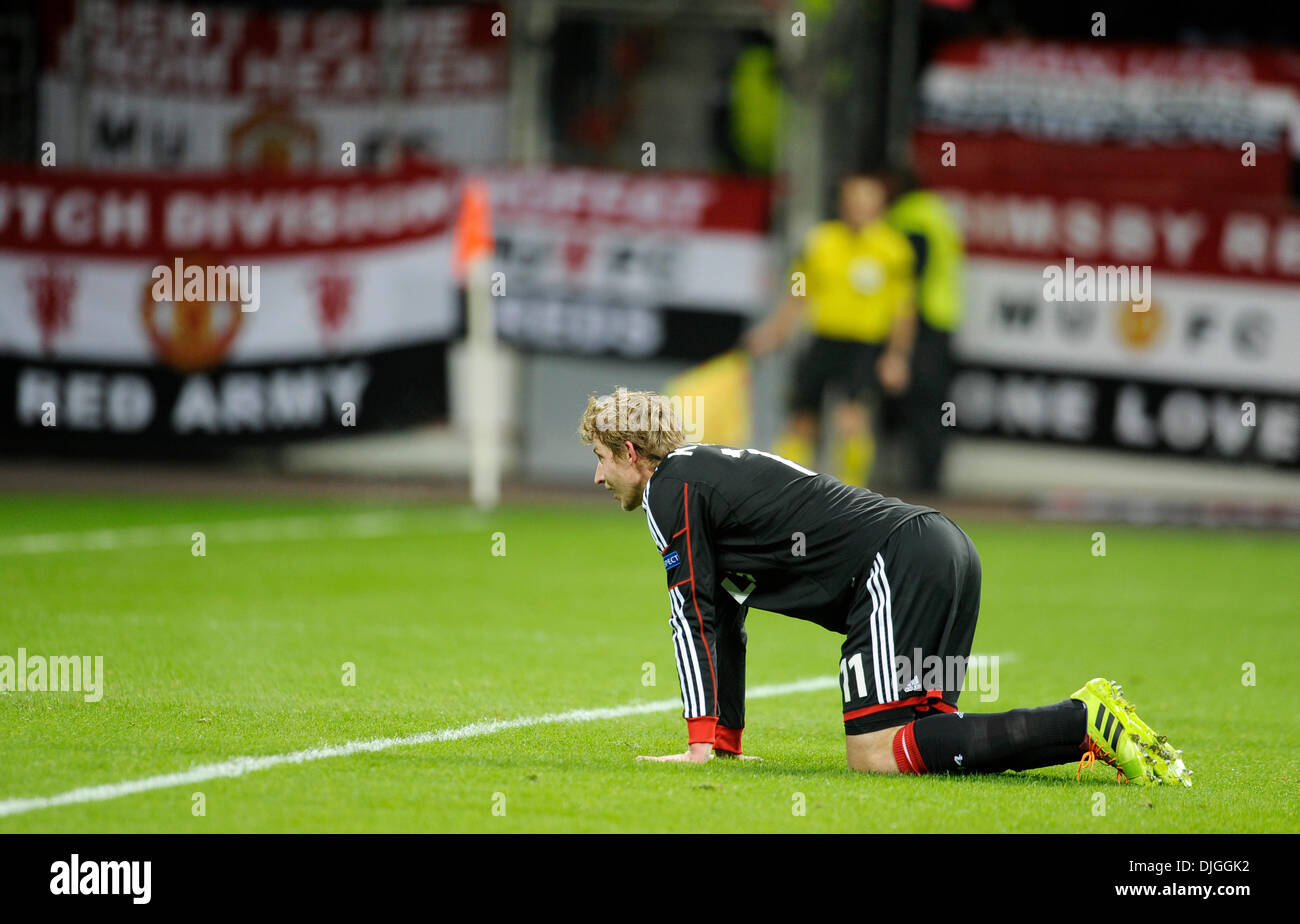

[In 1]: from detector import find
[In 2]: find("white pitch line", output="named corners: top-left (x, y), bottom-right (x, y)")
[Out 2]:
top-left (0, 676), bottom-right (840, 819)
top-left (0, 511), bottom-right (477, 556)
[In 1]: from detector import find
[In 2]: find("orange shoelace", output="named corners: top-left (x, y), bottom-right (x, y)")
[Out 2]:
top-left (1077, 736), bottom-right (1128, 784)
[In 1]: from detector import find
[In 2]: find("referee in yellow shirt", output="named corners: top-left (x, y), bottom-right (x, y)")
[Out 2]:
top-left (746, 173), bottom-right (916, 487)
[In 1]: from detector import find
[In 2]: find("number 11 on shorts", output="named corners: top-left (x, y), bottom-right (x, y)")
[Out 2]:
top-left (840, 652), bottom-right (869, 702)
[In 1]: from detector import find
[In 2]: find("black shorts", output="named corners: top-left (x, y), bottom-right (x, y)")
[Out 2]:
top-left (840, 511), bottom-right (982, 735)
top-left (788, 336), bottom-right (883, 415)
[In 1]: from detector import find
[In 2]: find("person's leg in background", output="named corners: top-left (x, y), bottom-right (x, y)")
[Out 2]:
top-left (774, 337), bottom-right (834, 469)
top-left (832, 398), bottom-right (874, 487)
top-left (906, 318), bottom-right (952, 493)
top-left (831, 342), bottom-right (883, 487)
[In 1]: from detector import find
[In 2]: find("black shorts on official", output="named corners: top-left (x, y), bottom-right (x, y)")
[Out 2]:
top-left (788, 336), bottom-right (883, 415)
top-left (840, 511), bottom-right (982, 735)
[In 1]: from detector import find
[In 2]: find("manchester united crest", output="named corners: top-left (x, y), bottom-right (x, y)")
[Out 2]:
top-left (26, 260), bottom-right (77, 355)
top-left (140, 254), bottom-right (245, 372)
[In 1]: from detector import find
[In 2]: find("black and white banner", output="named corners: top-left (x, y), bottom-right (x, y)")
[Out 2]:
top-left (950, 365), bottom-right (1299, 467)
top-left (2, 343), bottom-right (448, 451)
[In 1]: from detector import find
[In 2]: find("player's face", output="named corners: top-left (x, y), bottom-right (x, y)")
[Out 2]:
top-left (593, 441), bottom-right (645, 512)
top-left (840, 177), bottom-right (886, 229)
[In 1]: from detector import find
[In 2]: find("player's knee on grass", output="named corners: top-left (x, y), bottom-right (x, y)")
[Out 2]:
top-left (846, 727), bottom-right (900, 774)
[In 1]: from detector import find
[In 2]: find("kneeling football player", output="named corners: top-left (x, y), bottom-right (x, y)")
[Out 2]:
top-left (578, 388), bottom-right (1190, 786)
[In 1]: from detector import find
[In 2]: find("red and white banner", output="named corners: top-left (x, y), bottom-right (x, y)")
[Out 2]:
top-left (0, 163), bottom-right (459, 364)
top-left (0, 163), bottom-right (458, 443)
top-left (0, 162), bottom-right (778, 443)
top-left (919, 39), bottom-right (1300, 154)
top-left (912, 40), bottom-right (1300, 466)
top-left (928, 180), bottom-right (1300, 283)
top-left (927, 180), bottom-right (1300, 465)
top-left (0, 165), bottom-right (459, 259)
top-left (931, 185), bottom-right (1300, 464)
top-left (482, 167), bottom-right (774, 359)
top-left (37, 0), bottom-right (509, 169)
top-left (915, 39), bottom-right (1300, 205)
top-left (925, 177), bottom-right (1300, 395)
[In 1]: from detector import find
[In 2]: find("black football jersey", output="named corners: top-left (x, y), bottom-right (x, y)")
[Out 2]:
top-left (641, 443), bottom-right (935, 738)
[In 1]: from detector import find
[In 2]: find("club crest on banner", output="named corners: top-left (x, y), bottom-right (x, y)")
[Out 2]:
top-left (25, 260), bottom-right (77, 355)
top-left (140, 254), bottom-right (245, 372)
top-left (227, 102), bottom-right (320, 171)
top-left (313, 262), bottom-right (354, 349)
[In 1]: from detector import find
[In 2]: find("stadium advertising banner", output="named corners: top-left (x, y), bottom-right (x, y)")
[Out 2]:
top-left (929, 181), bottom-right (1300, 468)
top-left (0, 163), bottom-right (459, 449)
top-left (916, 40), bottom-right (1300, 165)
top-left (37, 0), bottom-right (508, 169)
top-left (482, 167), bottom-right (773, 361)
top-left (914, 39), bottom-right (1300, 468)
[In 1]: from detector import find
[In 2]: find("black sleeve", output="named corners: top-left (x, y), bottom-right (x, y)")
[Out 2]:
top-left (644, 473), bottom-right (723, 746)
top-left (713, 590), bottom-right (748, 753)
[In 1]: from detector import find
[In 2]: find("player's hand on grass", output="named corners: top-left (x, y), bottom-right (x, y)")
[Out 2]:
top-left (638, 742), bottom-right (714, 763)
top-left (877, 350), bottom-right (910, 395)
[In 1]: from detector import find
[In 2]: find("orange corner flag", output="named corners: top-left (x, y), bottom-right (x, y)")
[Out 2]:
top-left (454, 178), bottom-right (494, 281)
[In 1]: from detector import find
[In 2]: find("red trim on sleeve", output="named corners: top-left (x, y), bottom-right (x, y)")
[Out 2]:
top-left (687, 715), bottom-right (718, 745)
top-left (714, 725), bottom-right (743, 754)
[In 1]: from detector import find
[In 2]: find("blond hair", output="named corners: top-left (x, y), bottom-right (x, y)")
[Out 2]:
top-left (578, 388), bottom-right (685, 464)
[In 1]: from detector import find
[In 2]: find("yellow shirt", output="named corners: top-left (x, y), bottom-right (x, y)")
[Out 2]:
top-left (888, 191), bottom-right (964, 332)
top-left (793, 220), bottom-right (915, 343)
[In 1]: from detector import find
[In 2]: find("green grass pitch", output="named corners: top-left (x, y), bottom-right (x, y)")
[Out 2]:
top-left (1, 492), bottom-right (1297, 832)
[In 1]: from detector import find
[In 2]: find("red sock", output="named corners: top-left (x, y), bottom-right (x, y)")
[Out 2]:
top-left (892, 722), bottom-right (928, 774)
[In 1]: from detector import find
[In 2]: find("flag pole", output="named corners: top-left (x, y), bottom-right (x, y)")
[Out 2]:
top-left (455, 178), bottom-right (500, 511)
